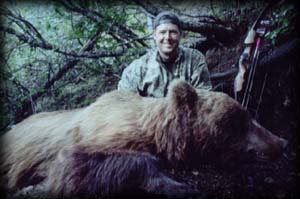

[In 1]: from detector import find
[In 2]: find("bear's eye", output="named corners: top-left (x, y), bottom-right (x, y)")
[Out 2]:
top-left (224, 134), bottom-right (240, 144)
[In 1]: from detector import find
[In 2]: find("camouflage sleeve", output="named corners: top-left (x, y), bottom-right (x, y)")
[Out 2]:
top-left (190, 51), bottom-right (212, 90)
top-left (117, 59), bottom-right (142, 93)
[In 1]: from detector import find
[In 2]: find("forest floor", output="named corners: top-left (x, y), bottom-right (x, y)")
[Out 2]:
top-left (174, 154), bottom-right (297, 199)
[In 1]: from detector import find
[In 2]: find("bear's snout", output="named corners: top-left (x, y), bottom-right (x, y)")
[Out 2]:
top-left (245, 119), bottom-right (288, 161)
top-left (279, 138), bottom-right (288, 150)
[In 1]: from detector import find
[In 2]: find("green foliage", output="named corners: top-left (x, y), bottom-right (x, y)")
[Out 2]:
top-left (1, 1), bottom-right (150, 127)
top-left (265, 3), bottom-right (297, 46)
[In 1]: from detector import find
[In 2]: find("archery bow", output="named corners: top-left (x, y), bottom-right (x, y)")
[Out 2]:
top-left (234, 1), bottom-right (279, 109)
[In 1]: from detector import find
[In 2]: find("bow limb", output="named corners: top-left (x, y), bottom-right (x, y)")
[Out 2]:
top-left (234, 0), bottom-right (278, 102)
top-left (234, 29), bottom-right (256, 99)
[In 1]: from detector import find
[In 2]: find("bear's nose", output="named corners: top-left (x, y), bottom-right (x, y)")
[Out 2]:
top-left (279, 138), bottom-right (288, 149)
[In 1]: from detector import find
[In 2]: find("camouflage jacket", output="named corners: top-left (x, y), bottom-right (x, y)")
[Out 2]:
top-left (118, 46), bottom-right (212, 97)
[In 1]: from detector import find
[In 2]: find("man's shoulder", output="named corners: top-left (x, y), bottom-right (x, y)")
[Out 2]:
top-left (129, 49), bottom-right (156, 67)
top-left (180, 47), bottom-right (205, 64)
top-left (124, 49), bottom-right (156, 73)
top-left (181, 46), bottom-right (204, 57)
top-left (138, 48), bottom-right (156, 60)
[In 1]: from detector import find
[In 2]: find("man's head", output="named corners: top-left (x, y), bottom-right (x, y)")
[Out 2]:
top-left (152, 12), bottom-right (182, 61)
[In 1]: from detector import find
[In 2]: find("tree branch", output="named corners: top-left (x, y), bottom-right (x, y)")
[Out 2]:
top-left (1, 7), bottom-right (135, 59)
top-left (0, 24), bottom-right (52, 48)
top-left (130, 0), bottom-right (238, 45)
top-left (60, 0), bottom-right (148, 47)
top-left (210, 68), bottom-right (237, 81)
top-left (14, 25), bottom-right (104, 122)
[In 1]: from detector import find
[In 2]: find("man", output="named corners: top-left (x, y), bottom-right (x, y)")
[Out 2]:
top-left (118, 12), bottom-right (212, 97)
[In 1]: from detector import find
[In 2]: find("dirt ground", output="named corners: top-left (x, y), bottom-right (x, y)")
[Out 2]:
top-left (174, 152), bottom-right (298, 199)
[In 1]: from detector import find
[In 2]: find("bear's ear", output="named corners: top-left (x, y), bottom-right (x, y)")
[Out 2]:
top-left (167, 79), bottom-right (198, 110)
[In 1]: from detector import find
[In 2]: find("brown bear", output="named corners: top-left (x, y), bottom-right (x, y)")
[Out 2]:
top-left (0, 79), bottom-right (287, 198)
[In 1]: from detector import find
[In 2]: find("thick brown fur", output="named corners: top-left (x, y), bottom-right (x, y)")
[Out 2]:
top-left (0, 79), bottom-right (287, 197)
top-left (46, 147), bottom-right (199, 198)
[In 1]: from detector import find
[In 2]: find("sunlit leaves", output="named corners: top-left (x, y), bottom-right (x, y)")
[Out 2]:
top-left (265, 4), bottom-right (297, 46)
top-left (1, 1), bottom-right (151, 126)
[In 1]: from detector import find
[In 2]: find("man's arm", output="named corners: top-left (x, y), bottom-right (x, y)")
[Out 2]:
top-left (190, 51), bottom-right (212, 90)
top-left (117, 60), bottom-right (142, 92)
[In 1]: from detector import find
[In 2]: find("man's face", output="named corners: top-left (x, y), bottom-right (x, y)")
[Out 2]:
top-left (153, 23), bottom-right (182, 58)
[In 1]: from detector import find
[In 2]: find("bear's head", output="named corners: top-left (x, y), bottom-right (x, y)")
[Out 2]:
top-left (165, 79), bottom-right (287, 168)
